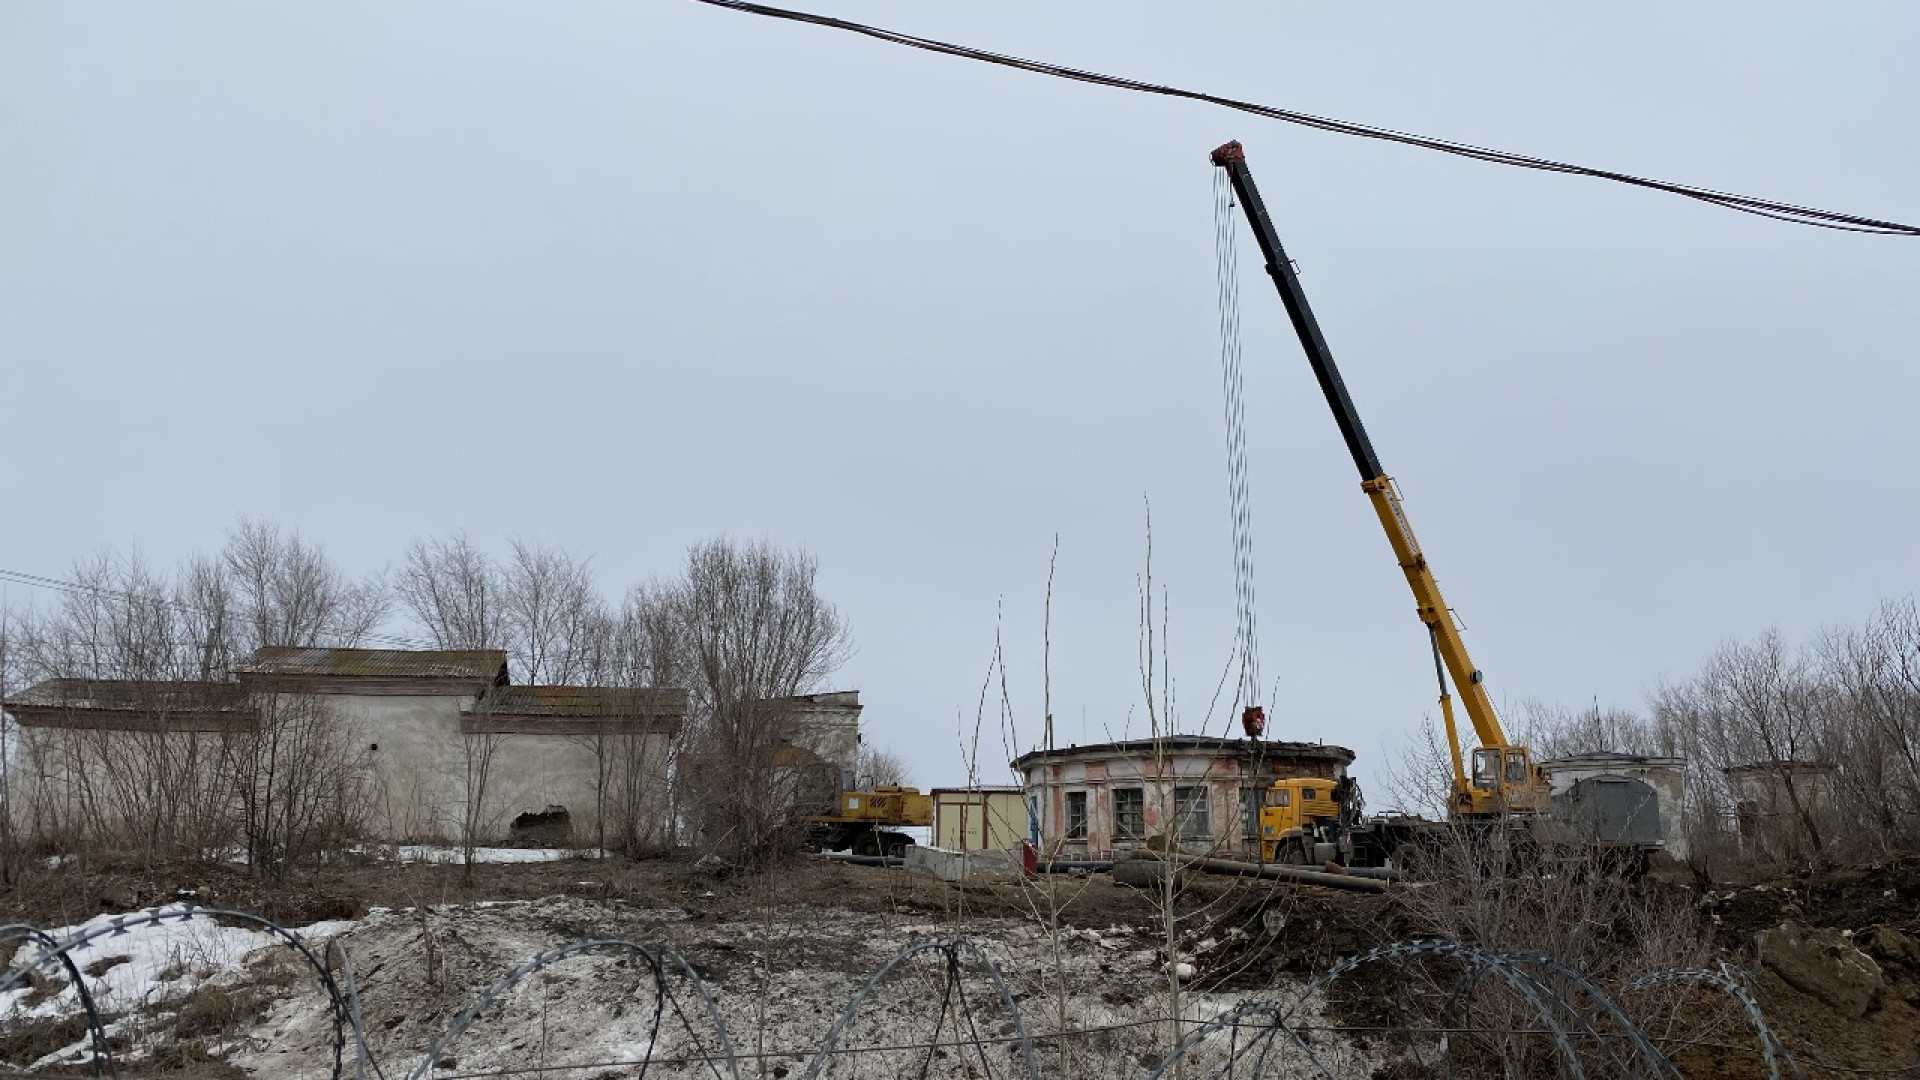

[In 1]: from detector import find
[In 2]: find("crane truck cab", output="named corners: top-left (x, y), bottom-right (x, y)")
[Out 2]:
top-left (1257, 777), bottom-right (1342, 864)
top-left (1257, 776), bottom-right (1404, 867)
top-left (1462, 747), bottom-right (1551, 818)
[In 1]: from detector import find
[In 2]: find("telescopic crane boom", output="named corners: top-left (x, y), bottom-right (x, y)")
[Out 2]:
top-left (1210, 140), bottom-right (1549, 818)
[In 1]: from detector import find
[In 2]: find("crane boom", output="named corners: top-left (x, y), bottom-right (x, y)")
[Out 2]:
top-left (1210, 140), bottom-right (1545, 815)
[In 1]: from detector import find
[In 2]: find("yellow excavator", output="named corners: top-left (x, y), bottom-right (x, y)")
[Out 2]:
top-left (1212, 140), bottom-right (1553, 823)
top-left (801, 785), bottom-right (931, 859)
top-left (777, 743), bottom-right (931, 858)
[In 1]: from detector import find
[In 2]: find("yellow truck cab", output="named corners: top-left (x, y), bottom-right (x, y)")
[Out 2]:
top-left (1258, 777), bottom-right (1345, 864)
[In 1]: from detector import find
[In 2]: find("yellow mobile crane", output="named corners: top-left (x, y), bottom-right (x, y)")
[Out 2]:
top-left (1211, 141), bottom-right (1552, 822)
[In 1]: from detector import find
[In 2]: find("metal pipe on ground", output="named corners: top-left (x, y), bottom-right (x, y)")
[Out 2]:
top-left (1338, 865), bottom-right (1404, 881)
top-left (815, 853), bottom-right (905, 868)
top-left (1036, 861), bottom-right (1114, 873)
top-left (1175, 855), bottom-right (1390, 893)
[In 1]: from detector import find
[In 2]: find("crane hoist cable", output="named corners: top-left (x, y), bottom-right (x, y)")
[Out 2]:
top-left (1214, 168), bottom-right (1265, 737)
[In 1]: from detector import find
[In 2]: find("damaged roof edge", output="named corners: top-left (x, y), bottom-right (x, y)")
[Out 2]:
top-left (233, 646), bottom-right (509, 682)
top-left (1010, 735), bottom-right (1356, 772)
top-left (3, 678), bottom-right (253, 713)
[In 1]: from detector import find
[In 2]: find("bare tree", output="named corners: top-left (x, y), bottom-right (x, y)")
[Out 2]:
top-left (500, 540), bottom-right (609, 685)
top-left (1377, 715), bottom-right (1462, 818)
top-left (568, 723), bottom-right (674, 855)
top-left (1516, 696), bottom-right (1675, 760)
top-left (399, 535), bottom-right (616, 684)
top-left (1653, 628), bottom-right (1835, 863)
top-left (1817, 597), bottom-right (1920, 852)
top-left (9, 553), bottom-right (229, 863)
top-left (631, 538), bottom-right (852, 865)
top-left (397, 534), bottom-right (505, 652)
top-left (19, 551), bottom-right (200, 684)
top-left (222, 518), bottom-right (388, 652)
top-left (855, 743), bottom-right (909, 788)
top-left (583, 585), bottom-right (692, 853)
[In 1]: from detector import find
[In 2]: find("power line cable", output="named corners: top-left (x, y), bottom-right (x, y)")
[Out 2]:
top-left (679, 0), bottom-right (1920, 236)
top-left (0, 566), bottom-right (434, 652)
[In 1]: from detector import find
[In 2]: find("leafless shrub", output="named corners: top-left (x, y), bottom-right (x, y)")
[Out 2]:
top-left (1392, 830), bottom-right (1712, 1076)
top-left (457, 727), bottom-right (508, 886)
top-left (228, 692), bottom-right (376, 876)
top-left (4, 524), bottom-right (386, 869)
top-left (0, 610), bottom-right (20, 887)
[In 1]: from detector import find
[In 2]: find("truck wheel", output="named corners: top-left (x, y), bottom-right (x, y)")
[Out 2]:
top-left (1279, 839), bottom-right (1308, 865)
top-left (854, 832), bottom-right (882, 858)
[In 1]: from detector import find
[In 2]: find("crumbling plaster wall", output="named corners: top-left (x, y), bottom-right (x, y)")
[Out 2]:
top-left (305, 689), bottom-right (670, 845)
top-left (1025, 755), bottom-right (1279, 858)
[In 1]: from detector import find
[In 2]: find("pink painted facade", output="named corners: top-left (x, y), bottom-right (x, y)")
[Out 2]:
top-left (1012, 737), bottom-right (1354, 858)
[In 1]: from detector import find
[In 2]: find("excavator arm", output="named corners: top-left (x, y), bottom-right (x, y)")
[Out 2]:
top-left (1210, 140), bottom-right (1546, 816)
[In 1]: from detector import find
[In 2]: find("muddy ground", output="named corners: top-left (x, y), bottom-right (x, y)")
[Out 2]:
top-left (2, 850), bottom-right (1918, 1078)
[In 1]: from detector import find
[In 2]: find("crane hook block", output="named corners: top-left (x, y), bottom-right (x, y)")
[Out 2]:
top-left (1241, 705), bottom-right (1267, 739)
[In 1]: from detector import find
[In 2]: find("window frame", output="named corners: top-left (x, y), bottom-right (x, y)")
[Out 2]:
top-left (1472, 749), bottom-right (1500, 789)
top-left (1112, 786), bottom-right (1145, 838)
top-left (1173, 785), bottom-right (1211, 840)
top-left (1064, 790), bottom-right (1088, 841)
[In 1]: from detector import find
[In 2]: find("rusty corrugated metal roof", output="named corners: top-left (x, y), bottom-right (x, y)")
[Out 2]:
top-left (463, 685), bottom-right (688, 717)
top-left (233, 646), bottom-right (508, 681)
top-left (3, 678), bottom-right (251, 714)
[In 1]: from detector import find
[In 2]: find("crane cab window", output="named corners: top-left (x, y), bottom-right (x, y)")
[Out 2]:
top-left (1471, 749), bottom-right (1499, 789)
top-left (1267, 788), bottom-right (1292, 808)
top-left (1504, 751), bottom-right (1529, 786)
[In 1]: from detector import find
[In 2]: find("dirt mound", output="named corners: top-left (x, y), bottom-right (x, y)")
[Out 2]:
top-left (1689, 856), bottom-right (1920, 1075)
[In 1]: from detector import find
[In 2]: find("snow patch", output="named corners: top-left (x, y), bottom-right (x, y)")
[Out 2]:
top-left (390, 846), bottom-right (604, 865)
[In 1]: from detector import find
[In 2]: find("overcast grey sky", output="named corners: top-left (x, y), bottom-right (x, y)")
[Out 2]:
top-left (4, 1), bottom-right (1916, 795)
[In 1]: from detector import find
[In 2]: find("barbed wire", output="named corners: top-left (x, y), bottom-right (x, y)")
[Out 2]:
top-left (0, 908), bottom-right (1881, 1079)
top-left (1625, 963), bottom-right (1806, 1080)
